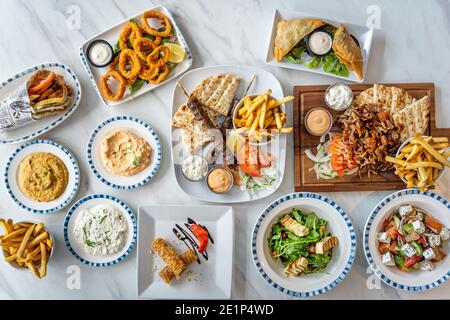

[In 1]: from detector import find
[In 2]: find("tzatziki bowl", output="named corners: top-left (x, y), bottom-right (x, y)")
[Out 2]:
top-left (63, 194), bottom-right (137, 267)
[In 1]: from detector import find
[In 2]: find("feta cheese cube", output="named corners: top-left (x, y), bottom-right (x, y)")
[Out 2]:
top-left (428, 235), bottom-right (441, 248)
top-left (377, 232), bottom-right (391, 244)
top-left (416, 211), bottom-right (425, 221)
top-left (422, 248), bottom-right (436, 260)
top-left (401, 243), bottom-right (416, 258)
top-left (381, 252), bottom-right (396, 266)
top-left (419, 260), bottom-right (434, 271)
top-left (439, 228), bottom-right (450, 242)
top-left (398, 205), bottom-right (414, 217)
top-left (412, 220), bottom-right (426, 234)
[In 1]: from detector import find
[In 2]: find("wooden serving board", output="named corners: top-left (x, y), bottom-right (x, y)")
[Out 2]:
top-left (293, 83), bottom-right (450, 192)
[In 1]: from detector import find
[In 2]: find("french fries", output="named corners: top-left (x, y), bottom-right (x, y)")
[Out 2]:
top-left (234, 90), bottom-right (294, 141)
top-left (0, 219), bottom-right (52, 279)
top-left (386, 134), bottom-right (450, 191)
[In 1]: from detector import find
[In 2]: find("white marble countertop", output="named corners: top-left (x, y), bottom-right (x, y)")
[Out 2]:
top-left (0, 0), bottom-right (449, 300)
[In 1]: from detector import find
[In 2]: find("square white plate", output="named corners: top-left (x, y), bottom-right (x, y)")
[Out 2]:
top-left (137, 205), bottom-right (234, 299)
top-left (265, 9), bottom-right (374, 83)
top-left (79, 5), bottom-right (193, 107)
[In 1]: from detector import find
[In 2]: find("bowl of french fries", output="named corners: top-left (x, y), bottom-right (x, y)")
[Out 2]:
top-left (233, 90), bottom-right (294, 145)
top-left (386, 134), bottom-right (450, 191)
top-left (0, 219), bottom-right (53, 279)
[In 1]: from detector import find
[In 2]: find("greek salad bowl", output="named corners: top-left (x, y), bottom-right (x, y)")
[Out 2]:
top-left (364, 189), bottom-right (450, 292)
top-left (252, 192), bottom-right (356, 297)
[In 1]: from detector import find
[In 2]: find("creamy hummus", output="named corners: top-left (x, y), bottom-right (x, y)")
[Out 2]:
top-left (17, 152), bottom-right (68, 202)
top-left (100, 129), bottom-right (151, 176)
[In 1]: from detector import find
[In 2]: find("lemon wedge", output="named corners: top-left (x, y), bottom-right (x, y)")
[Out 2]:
top-left (164, 43), bottom-right (186, 63)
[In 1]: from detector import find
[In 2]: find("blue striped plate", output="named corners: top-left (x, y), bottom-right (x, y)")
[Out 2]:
top-left (4, 139), bottom-right (80, 214)
top-left (87, 115), bottom-right (161, 190)
top-left (252, 192), bottom-right (356, 297)
top-left (63, 194), bottom-right (137, 267)
top-left (364, 189), bottom-right (450, 291)
top-left (0, 63), bottom-right (81, 144)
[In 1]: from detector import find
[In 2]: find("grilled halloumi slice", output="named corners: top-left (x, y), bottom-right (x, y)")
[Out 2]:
top-left (285, 257), bottom-right (308, 276)
top-left (280, 215), bottom-right (309, 237)
top-left (315, 236), bottom-right (339, 254)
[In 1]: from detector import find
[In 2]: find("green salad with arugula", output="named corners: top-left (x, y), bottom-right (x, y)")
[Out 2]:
top-left (268, 208), bottom-right (338, 276)
top-left (285, 26), bottom-right (349, 77)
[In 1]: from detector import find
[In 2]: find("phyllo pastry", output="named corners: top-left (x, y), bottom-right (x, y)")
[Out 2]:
top-left (159, 250), bottom-right (198, 284)
top-left (332, 24), bottom-right (364, 79)
top-left (274, 19), bottom-right (324, 61)
top-left (151, 237), bottom-right (186, 279)
top-left (285, 256), bottom-right (308, 276)
top-left (280, 215), bottom-right (309, 237)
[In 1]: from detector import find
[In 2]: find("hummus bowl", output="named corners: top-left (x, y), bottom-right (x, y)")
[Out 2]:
top-left (87, 115), bottom-right (162, 190)
top-left (4, 139), bottom-right (80, 214)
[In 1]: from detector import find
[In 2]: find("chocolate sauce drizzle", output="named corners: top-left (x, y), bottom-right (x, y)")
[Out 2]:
top-left (172, 218), bottom-right (214, 264)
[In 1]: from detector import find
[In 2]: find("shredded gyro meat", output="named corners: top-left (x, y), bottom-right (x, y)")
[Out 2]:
top-left (338, 103), bottom-right (401, 176)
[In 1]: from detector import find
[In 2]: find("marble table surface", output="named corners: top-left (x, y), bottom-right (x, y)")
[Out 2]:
top-left (0, 0), bottom-right (449, 300)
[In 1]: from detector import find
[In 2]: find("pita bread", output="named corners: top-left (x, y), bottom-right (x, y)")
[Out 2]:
top-left (171, 103), bottom-right (196, 129)
top-left (354, 87), bottom-right (374, 106)
top-left (332, 24), bottom-right (364, 80)
top-left (181, 122), bottom-right (215, 154)
top-left (390, 87), bottom-right (415, 115)
top-left (191, 74), bottom-right (240, 116)
top-left (394, 96), bottom-right (429, 141)
top-left (373, 84), bottom-right (392, 111)
top-left (274, 19), bottom-right (324, 61)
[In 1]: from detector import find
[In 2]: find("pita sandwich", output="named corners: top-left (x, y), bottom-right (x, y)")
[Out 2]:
top-left (274, 18), bottom-right (324, 61)
top-left (332, 24), bottom-right (364, 80)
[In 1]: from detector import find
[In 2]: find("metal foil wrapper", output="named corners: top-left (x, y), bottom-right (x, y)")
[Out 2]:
top-left (0, 84), bottom-right (34, 132)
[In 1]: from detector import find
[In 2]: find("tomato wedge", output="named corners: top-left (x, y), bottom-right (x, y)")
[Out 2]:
top-left (28, 71), bottom-right (55, 95)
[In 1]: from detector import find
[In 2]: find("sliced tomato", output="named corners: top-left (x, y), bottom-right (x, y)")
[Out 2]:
top-left (404, 255), bottom-right (422, 268)
top-left (418, 235), bottom-right (427, 244)
top-left (330, 153), bottom-right (344, 171)
top-left (240, 163), bottom-right (260, 177)
top-left (388, 241), bottom-right (398, 253)
top-left (386, 227), bottom-right (399, 241)
top-left (346, 160), bottom-right (359, 170)
top-left (378, 243), bottom-right (390, 255)
top-left (424, 215), bottom-right (443, 233)
top-left (259, 152), bottom-right (273, 168)
top-left (28, 71), bottom-right (55, 95)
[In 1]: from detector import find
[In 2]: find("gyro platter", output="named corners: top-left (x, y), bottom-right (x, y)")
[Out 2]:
top-left (294, 83), bottom-right (450, 192)
top-left (80, 5), bottom-right (192, 106)
top-left (171, 65), bottom-right (291, 203)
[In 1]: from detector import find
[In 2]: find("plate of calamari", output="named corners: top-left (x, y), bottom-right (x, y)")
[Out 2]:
top-left (80, 5), bottom-right (192, 106)
top-left (266, 9), bottom-right (374, 82)
top-left (0, 63), bottom-right (81, 144)
top-left (170, 65), bottom-right (293, 203)
top-left (137, 205), bottom-right (233, 299)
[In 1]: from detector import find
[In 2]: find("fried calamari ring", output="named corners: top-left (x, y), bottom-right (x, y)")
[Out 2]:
top-left (146, 45), bottom-right (170, 67)
top-left (149, 65), bottom-right (169, 85)
top-left (101, 70), bottom-right (126, 101)
top-left (138, 63), bottom-right (159, 81)
top-left (141, 10), bottom-right (172, 38)
top-left (119, 49), bottom-right (141, 79)
top-left (109, 55), bottom-right (137, 85)
top-left (133, 37), bottom-right (156, 60)
top-left (119, 22), bottom-right (142, 50)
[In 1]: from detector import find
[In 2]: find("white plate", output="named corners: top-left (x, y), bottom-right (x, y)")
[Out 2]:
top-left (4, 139), bottom-right (80, 214)
top-left (0, 63), bottom-right (82, 144)
top-left (137, 205), bottom-right (234, 299)
top-left (63, 194), bottom-right (137, 267)
top-left (171, 65), bottom-right (287, 203)
top-left (252, 192), bottom-right (356, 297)
top-left (364, 189), bottom-right (450, 291)
top-left (87, 115), bottom-right (162, 190)
top-left (79, 5), bottom-right (192, 107)
top-left (265, 9), bottom-right (374, 83)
